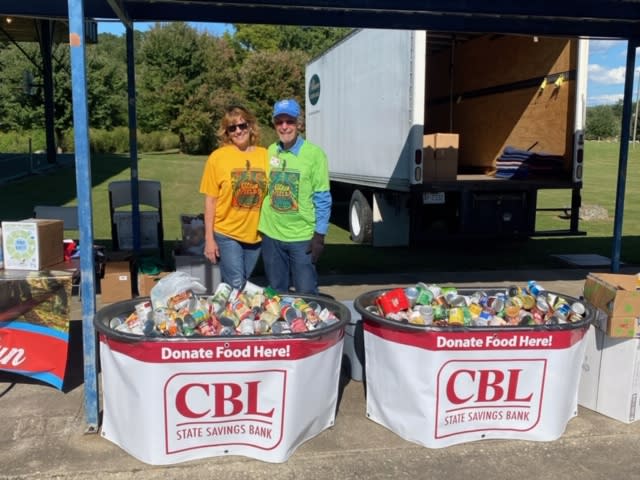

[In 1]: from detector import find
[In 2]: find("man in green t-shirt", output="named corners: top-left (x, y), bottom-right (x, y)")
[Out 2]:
top-left (258, 98), bottom-right (332, 295)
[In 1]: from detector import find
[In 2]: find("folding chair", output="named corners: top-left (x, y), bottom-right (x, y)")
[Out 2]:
top-left (108, 180), bottom-right (164, 258)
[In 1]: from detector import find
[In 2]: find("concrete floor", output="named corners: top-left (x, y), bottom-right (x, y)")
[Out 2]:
top-left (2, 267), bottom-right (640, 479)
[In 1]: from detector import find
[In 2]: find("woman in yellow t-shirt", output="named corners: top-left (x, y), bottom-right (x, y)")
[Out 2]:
top-left (199, 105), bottom-right (268, 289)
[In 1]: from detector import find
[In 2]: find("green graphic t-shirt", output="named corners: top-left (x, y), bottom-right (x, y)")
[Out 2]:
top-left (259, 139), bottom-right (330, 242)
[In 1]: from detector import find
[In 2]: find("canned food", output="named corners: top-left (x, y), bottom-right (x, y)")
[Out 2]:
top-left (527, 280), bottom-right (545, 296)
top-left (518, 311), bottom-right (535, 326)
top-left (264, 298), bottom-right (281, 316)
top-left (239, 317), bottom-right (255, 335)
top-left (468, 303), bottom-right (483, 318)
top-left (470, 291), bottom-right (489, 306)
top-left (554, 302), bottom-right (572, 321)
top-left (290, 317), bottom-right (307, 333)
top-left (415, 287), bottom-right (434, 306)
top-left (408, 310), bottom-right (425, 325)
top-left (404, 287), bottom-right (419, 307)
top-left (504, 304), bottom-right (520, 322)
top-left (210, 282), bottom-right (233, 306)
top-left (570, 301), bottom-right (586, 316)
top-left (519, 294), bottom-right (536, 310)
top-left (109, 316), bottom-right (125, 329)
top-left (254, 319), bottom-right (270, 334)
top-left (449, 295), bottom-right (467, 307)
top-left (417, 305), bottom-right (434, 325)
top-left (474, 310), bottom-right (492, 326)
top-left (507, 285), bottom-right (522, 297)
top-left (506, 296), bottom-right (524, 309)
top-left (433, 305), bottom-right (447, 320)
top-left (168, 290), bottom-right (194, 311)
top-left (448, 307), bottom-right (464, 325)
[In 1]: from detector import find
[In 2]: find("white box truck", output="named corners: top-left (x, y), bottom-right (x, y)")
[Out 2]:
top-left (305, 29), bottom-right (588, 246)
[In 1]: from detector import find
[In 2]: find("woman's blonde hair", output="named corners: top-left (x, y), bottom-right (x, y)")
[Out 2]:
top-left (217, 105), bottom-right (261, 146)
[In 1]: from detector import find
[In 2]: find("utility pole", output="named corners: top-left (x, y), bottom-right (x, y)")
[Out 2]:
top-left (634, 68), bottom-right (640, 147)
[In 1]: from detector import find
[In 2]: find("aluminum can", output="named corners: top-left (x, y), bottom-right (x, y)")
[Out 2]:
top-left (239, 317), bottom-right (255, 335)
top-left (468, 303), bottom-right (483, 318)
top-left (433, 305), bottom-right (447, 320)
top-left (507, 285), bottom-right (522, 297)
top-left (135, 301), bottom-right (153, 321)
top-left (281, 305), bottom-right (301, 324)
top-left (415, 287), bottom-right (434, 306)
top-left (474, 311), bottom-right (492, 326)
top-left (404, 287), bottom-right (419, 307)
top-left (527, 281), bottom-right (545, 297)
top-left (417, 305), bottom-right (434, 325)
top-left (518, 310), bottom-right (535, 326)
top-left (290, 317), bottom-right (307, 333)
top-left (182, 314), bottom-right (196, 336)
top-left (408, 310), bottom-right (425, 325)
top-left (249, 293), bottom-right (266, 309)
top-left (210, 282), bottom-right (233, 307)
top-left (448, 307), bottom-right (464, 325)
top-left (242, 281), bottom-right (263, 296)
top-left (254, 319), bottom-right (270, 334)
top-left (519, 294), bottom-right (536, 310)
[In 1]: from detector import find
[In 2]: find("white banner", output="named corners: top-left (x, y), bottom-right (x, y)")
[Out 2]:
top-left (99, 330), bottom-right (344, 464)
top-left (364, 323), bottom-right (588, 448)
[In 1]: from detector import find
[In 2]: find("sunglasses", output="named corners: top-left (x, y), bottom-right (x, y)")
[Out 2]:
top-left (274, 118), bottom-right (297, 126)
top-left (226, 122), bottom-right (249, 134)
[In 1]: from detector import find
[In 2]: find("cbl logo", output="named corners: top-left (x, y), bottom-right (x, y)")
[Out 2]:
top-left (308, 74), bottom-right (320, 106)
top-left (435, 359), bottom-right (546, 438)
top-left (165, 370), bottom-right (286, 453)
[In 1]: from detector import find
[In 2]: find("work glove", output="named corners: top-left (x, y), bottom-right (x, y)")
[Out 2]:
top-left (308, 232), bottom-right (325, 264)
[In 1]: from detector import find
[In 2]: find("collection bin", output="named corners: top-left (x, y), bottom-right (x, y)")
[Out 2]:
top-left (95, 295), bottom-right (349, 465)
top-left (354, 288), bottom-right (593, 448)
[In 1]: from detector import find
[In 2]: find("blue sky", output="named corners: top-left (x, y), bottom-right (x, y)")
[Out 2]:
top-left (99, 22), bottom-right (639, 107)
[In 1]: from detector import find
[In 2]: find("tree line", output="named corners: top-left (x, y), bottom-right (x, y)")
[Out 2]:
top-left (0, 23), bottom-right (636, 154)
top-left (586, 101), bottom-right (640, 141)
top-left (0, 23), bottom-right (350, 154)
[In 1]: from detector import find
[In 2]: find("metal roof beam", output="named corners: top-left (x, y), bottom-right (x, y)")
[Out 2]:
top-left (120, 3), bottom-right (640, 38)
top-left (106, 0), bottom-right (132, 28)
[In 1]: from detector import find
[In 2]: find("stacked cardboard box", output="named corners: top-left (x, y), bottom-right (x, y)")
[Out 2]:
top-left (579, 273), bottom-right (640, 423)
top-left (1, 219), bottom-right (63, 270)
top-left (423, 133), bottom-right (459, 181)
top-left (101, 261), bottom-right (133, 304)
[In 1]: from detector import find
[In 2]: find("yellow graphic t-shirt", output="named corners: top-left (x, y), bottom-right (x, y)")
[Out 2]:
top-left (199, 145), bottom-right (268, 244)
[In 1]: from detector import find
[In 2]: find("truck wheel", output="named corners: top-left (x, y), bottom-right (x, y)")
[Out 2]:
top-left (349, 190), bottom-right (373, 244)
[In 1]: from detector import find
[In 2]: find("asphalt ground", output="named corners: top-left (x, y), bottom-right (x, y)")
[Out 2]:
top-left (2, 267), bottom-right (640, 480)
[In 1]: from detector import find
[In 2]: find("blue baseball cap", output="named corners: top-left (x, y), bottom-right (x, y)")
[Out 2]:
top-left (272, 98), bottom-right (301, 119)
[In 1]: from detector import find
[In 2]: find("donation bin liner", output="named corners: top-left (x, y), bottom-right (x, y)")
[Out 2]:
top-left (354, 288), bottom-right (593, 448)
top-left (95, 295), bottom-right (349, 465)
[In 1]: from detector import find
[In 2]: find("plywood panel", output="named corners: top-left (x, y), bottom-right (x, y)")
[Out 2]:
top-left (426, 34), bottom-right (577, 172)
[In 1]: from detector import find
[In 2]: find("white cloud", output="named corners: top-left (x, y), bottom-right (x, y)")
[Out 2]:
top-left (587, 93), bottom-right (624, 106)
top-left (588, 64), bottom-right (627, 85)
top-left (589, 39), bottom-right (624, 53)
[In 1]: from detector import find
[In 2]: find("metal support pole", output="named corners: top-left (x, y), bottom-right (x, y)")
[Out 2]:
top-left (610, 39), bottom-right (638, 272)
top-left (633, 69), bottom-right (639, 146)
top-left (67, 0), bottom-right (99, 432)
top-left (126, 26), bottom-right (141, 256)
top-left (38, 20), bottom-right (57, 165)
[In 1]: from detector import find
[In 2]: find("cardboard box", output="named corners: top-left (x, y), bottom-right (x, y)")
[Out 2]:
top-left (1, 219), bottom-right (64, 270)
top-left (101, 261), bottom-right (133, 303)
top-left (423, 133), bottom-right (459, 181)
top-left (579, 325), bottom-right (640, 423)
top-left (583, 273), bottom-right (640, 337)
top-left (173, 249), bottom-right (220, 293)
top-left (137, 271), bottom-right (170, 297)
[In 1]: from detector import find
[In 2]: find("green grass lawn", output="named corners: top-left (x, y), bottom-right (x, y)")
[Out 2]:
top-left (1, 141), bottom-right (638, 274)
